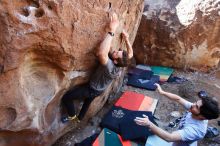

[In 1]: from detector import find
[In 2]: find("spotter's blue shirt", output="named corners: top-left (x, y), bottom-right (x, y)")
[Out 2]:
top-left (172, 101), bottom-right (208, 146)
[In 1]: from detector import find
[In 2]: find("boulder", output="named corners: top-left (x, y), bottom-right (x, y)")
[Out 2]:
top-left (0, 0), bottom-right (144, 145)
top-left (133, 0), bottom-right (220, 71)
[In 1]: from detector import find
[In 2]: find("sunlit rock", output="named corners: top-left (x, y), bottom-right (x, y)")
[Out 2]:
top-left (0, 0), bottom-right (144, 145)
top-left (134, 0), bottom-right (220, 71)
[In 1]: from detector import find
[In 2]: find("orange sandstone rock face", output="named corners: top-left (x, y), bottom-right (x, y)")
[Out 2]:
top-left (0, 0), bottom-right (144, 145)
top-left (133, 0), bottom-right (220, 71)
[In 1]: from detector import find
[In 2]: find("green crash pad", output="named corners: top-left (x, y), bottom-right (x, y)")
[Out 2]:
top-left (150, 66), bottom-right (174, 82)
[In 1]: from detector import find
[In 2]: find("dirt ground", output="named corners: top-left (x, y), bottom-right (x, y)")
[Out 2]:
top-left (53, 69), bottom-right (220, 146)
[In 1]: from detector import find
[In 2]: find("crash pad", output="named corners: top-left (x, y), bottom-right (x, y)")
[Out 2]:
top-left (145, 135), bottom-right (172, 146)
top-left (115, 91), bottom-right (158, 113)
top-left (150, 66), bottom-right (174, 82)
top-left (93, 128), bottom-right (143, 146)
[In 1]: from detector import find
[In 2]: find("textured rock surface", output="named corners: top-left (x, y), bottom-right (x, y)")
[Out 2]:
top-left (133, 0), bottom-right (220, 71)
top-left (0, 0), bottom-right (144, 145)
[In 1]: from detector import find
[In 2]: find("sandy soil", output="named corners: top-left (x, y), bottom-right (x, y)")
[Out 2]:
top-left (53, 69), bottom-right (220, 146)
